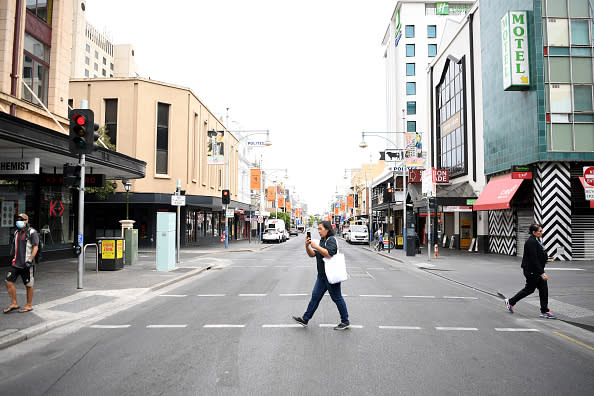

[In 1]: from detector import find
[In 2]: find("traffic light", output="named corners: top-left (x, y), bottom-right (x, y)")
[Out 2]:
top-left (69, 109), bottom-right (99, 154)
top-left (63, 164), bottom-right (81, 188)
top-left (384, 187), bottom-right (393, 203)
top-left (222, 189), bottom-right (230, 204)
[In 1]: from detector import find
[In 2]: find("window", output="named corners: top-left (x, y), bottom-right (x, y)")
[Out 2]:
top-left (84, 69), bottom-right (89, 77)
top-left (571, 19), bottom-right (590, 45)
top-left (407, 121), bottom-right (416, 132)
top-left (405, 25), bottom-right (415, 38)
top-left (85, 56), bottom-right (90, 65)
top-left (156, 103), bottom-right (170, 174)
top-left (428, 44), bottom-right (437, 57)
top-left (94, 63), bottom-right (98, 71)
top-left (407, 101), bottom-right (416, 115)
top-left (21, 33), bottom-right (49, 106)
top-left (102, 57), bottom-right (107, 65)
top-left (546, 18), bottom-right (569, 46)
top-left (550, 84), bottom-right (572, 112)
top-left (406, 63), bottom-right (415, 76)
top-left (110, 63), bottom-right (114, 71)
top-left (428, 25), bottom-right (437, 38)
top-left (86, 44), bottom-right (90, 53)
top-left (26, 0), bottom-right (51, 23)
top-left (406, 82), bottom-right (416, 95)
top-left (574, 85), bottom-right (593, 111)
top-left (94, 50), bottom-right (98, 59)
top-left (102, 69), bottom-right (106, 77)
top-left (406, 44), bottom-right (415, 57)
top-left (104, 99), bottom-right (118, 146)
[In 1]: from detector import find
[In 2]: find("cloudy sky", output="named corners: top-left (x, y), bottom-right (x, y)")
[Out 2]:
top-left (86, 0), bottom-right (396, 214)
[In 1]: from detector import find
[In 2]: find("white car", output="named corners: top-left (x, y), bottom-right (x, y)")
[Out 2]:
top-left (347, 225), bottom-right (369, 244)
top-left (263, 229), bottom-right (282, 243)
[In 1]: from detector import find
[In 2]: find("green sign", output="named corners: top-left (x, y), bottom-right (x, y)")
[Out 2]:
top-left (437, 2), bottom-right (449, 15)
top-left (395, 10), bottom-right (401, 37)
top-left (501, 11), bottom-right (530, 90)
top-left (466, 199), bottom-right (477, 206)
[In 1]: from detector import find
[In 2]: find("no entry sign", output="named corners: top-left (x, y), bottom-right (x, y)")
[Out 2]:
top-left (584, 167), bottom-right (594, 187)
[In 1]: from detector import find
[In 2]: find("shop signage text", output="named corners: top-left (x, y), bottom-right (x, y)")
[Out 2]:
top-left (434, 168), bottom-right (450, 183)
top-left (501, 11), bottom-right (530, 90)
top-left (408, 169), bottom-right (423, 183)
top-left (41, 174), bottom-right (106, 187)
top-left (0, 158), bottom-right (40, 175)
top-left (511, 165), bottom-right (533, 179)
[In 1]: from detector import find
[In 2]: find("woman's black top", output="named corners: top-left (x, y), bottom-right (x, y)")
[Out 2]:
top-left (521, 235), bottom-right (547, 275)
top-left (315, 236), bottom-right (337, 275)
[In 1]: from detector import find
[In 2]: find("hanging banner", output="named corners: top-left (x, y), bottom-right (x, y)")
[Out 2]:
top-left (207, 130), bottom-right (225, 165)
top-left (286, 202), bottom-right (291, 212)
top-left (405, 132), bottom-right (423, 168)
top-left (267, 186), bottom-right (275, 201)
top-left (278, 196), bottom-right (285, 208)
top-left (347, 195), bottom-right (354, 209)
top-left (250, 168), bottom-right (261, 190)
top-left (340, 201), bottom-right (346, 212)
top-left (334, 205), bottom-right (339, 216)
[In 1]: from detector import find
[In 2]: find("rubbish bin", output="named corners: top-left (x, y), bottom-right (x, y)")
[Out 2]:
top-left (97, 237), bottom-right (124, 270)
top-left (406, 235), bottom-right (416, 256)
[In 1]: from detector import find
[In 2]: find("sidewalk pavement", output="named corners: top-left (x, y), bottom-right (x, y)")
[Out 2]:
top-left (360, 241), bottom-right (594, 331)
top-left (0, 239), bottom-right (270, 350)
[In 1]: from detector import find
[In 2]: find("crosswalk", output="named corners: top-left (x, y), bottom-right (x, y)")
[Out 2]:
top-left (157, 293), bottom-right (480, 299)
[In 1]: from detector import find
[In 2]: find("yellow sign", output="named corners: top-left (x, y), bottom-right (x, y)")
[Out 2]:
top-left (102, 240), bottom-right (115, 259)
top-left (117, 240), bottom-right (123, 259)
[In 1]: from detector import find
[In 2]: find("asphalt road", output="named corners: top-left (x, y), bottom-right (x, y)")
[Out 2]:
top-left (0, 231), bottom-right (593, 395)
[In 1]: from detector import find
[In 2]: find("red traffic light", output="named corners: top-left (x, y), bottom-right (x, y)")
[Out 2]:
top-left (73, 114), bottom-right (86, 126)
top-left (387, 188), bottom-right (393, 193)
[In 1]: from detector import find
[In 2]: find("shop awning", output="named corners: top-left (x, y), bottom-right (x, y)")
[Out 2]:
top-left (473, 174), bottom-right (524, 211)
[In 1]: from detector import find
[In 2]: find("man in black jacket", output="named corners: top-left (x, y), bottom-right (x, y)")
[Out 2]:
top-left (505, 224), bottom-right (557, 319)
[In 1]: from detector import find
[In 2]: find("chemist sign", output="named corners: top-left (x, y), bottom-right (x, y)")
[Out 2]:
top-left (501, 11), bottom-right (530, 90)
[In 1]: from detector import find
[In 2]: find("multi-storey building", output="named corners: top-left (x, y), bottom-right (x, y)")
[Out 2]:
top-left (0, 0), bottom-right (145, 262)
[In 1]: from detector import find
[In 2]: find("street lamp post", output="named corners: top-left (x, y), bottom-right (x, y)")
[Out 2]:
top-left (224, 130), bottom-right (271, 248)
top-left (123, 180), bottom-right (131, 220)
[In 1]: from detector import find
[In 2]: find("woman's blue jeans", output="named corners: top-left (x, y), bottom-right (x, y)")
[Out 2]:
top-left (303, 274), bottom-right (349, 324)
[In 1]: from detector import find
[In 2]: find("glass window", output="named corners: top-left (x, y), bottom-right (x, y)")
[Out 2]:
top-left (26, 0), bottom-right (51, 23)
top-left (94, 50), bottom-right (98, 59)
top-left (94, 63), bottom-right (98, 71)
top-left (548, 47), bottom-right (570, 55)
top-left (86, 43), bottom-right (90, 53)
top-left (574, 124), bottom-right (594, 150)
top-left (547, 18), bottom-right (569, 46)
top-left (428, 44), bottom-right (437, 57)
top-left (574, 85), bottom-right (593, 111)
top-left (571, 47), bottom-right (591, 56)
top-left (406, 44), bottom-right (415, 57)
top-left (548, 57), bottom-right (571, 82)
top-left (104, 98), bottom-right (118, 145)
top-left (102, 69), bottom-right (106, 76)
top-left (21, 33), bottom-right (49, 106)
top-left (569, 0), bottom-right (590, 18)
top-left (102, 57), bottom-right (107, 65)
top-left (547, 0), bottom-right (568, 17)
top-left (84, 69), bottom-right (89, 77)
top-left (572, 57), bottom-right (593, 83)
top-left (156, 103), bottom-right (170, 174)
top-left (407, 121), bottom-right (416, 132)
top-left (405, 25), bottom-right (415, 38)
top-left (427, 25), bottom-right (437, 38)
top-left (551, 123), bottom-right (573, 150)
top-left (24, 33), bottom-right (48, 62)
top-left (406, 82), bottom-right (416, 95)
top-left (571, 20), bottom-right (590, 45)
top-left (110, 63), bottom-right (114, 71)
top-left (406, 63), bottom-right (415, 76)
top-left (407, 101), bottom-right (416, 115)
top-left (85, 56), bottom-right (89, 65)
top-left (550, 84), bottom-right (572, 112)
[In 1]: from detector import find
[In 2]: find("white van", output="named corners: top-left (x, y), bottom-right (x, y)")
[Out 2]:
top-left (346, 225), bottom-right (369, 244)
top-left (265, 219), bottom-right (286, 242)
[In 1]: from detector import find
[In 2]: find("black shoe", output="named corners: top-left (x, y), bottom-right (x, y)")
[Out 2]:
top-left (292, 316), bottom-right (308, 327)
top-left (334, 322), bottom-right (350, 330)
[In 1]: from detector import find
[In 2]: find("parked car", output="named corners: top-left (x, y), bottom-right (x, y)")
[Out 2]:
top-left (341, 227), bottom-right (350, 238)
top-left (282, 229), bottom-right (290, 241)
top-left (346, 225), bottom-right (369, 244)
top-left (263, 229), bottom-right (283, 243)
top-left (289, 228), bottom-right (299, 236)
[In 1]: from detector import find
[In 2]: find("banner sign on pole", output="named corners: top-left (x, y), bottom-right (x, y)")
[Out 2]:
top-left (250, 168), bottom-right (261, 190)
top-left (405, 132), bottom-right (423, 168)
top-left (267, 186), bottom-right (275, 201)
top-left (501, 11), bottom-right (530, 90)
top-left (207, 130), bottom-right (225, 165)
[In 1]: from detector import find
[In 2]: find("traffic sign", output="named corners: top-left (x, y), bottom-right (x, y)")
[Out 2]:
top-left (226, 208), bottom-right (235, 218)
top-left (584, 166), bottom-right (594, 187)
top-left (585, 188), bottom-right (594, 201)
top-left (171, 195), bottom-right (186, 206)
top-left (258, 215), bottom-right (264, 223)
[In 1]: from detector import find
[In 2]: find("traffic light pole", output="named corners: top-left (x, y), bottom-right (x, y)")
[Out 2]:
top-left (77, 153), bottom-right (85, 289)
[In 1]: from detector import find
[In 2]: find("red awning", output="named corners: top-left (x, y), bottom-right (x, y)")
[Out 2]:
top-left (473, 174), bottom-right (525, 211)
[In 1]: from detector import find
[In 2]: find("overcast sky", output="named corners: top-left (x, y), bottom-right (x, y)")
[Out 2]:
top-left (86, 0), bottom-right (396, 214)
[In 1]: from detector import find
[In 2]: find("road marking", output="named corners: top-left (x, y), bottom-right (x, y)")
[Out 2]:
top-left (553, 331), bottom-right (594, 351)
top-left (262, 324), bottom-right (303, 328)
top-left (436, 327), bottom-right (478, 331)
top-left (379, 326), bottom-right (422, 330)
top-left (203, 324), bottom-right (246, 328)
top-left (238, 293), bottom-right (267, 297)
top-left (525, 298), bottom-right (594, 318)
top-left (319, 324), bottom-right (363, 328)
top-left (360, 294), bottom-right (393, 298)
top-left (147, 325), bottom-right (188, 328)
top-left (443, 296), bottom-right (479, 300)
top-left (495, 328), bottom-right (540, 332)
top-left (279, 293), bottom-right (308, 296)
top-left (403, 295), bottom-right (436, 298)
top-left (158, 294), bottom-right (187, 297)
top-left (197, 294), bottom-right (226, 297)
top-left (367, 267), bottom-right (386, 270)
top-left (273, 265), bottom-right (289, 268)
top-left (90, 325), bottom-right (131, 329)
top-left (546, 268), bottom-right (584, 271)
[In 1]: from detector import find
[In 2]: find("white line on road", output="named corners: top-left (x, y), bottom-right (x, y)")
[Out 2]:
top-left (203, 324), bottom-right (245, 328)
top-left (367, 267), bottom-right (386, 270)
top-left (443, 296), bottom-right (479, 300)
top-left (279, 293), bottom-right (308, 296)
top-left (197, 294), bottom-right (226, 297)
top-left (262, 324), bottom-right (303, 328)
top-left (238, 294), bottom-right (267, 297)
top-left (147, 325), bottom-right (188, 328)
top-left (319, 324), bottom-right (364, 328)
top-left (273, 266), bottom-right (289, 268)
top-left (379, 326), bottom-right (422, 330)
top-left (546, 268), bottom-right (584, 271)
top-left (158, 294), bottom-right (187, 297)
top-left (495, 328), bottom-right (540, 332)
top-left (360, 294), bottom-right (393, 298)
top-left (436, 327), bottom-right (478, 331)
top-left (90, 325), bottom-right (131, 329)
top-left (403, 295), bottom-right (436, 298)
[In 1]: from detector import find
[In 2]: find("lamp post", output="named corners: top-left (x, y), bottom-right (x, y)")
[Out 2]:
top-left (123, 180), bottom-right (131, 220)
top-left (359, 131), bottom-right (409, 253)
top-left (224, 130), bottom-right (271, 248)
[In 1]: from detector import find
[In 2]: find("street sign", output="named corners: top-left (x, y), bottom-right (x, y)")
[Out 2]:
top-left (226, 208), bottom-right (235, 218)
top-left (584, 166), bottom-right (594, 187)
top-left (171, 195), bottom-right (186, 206)
top-left (257, 215), bottom-right (264, 223)
top-left (585, 188), bottom-right (594, 201)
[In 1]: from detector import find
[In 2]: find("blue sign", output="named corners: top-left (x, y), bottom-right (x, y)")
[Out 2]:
top-left (340, 216), bottom-right (344, 222)
top-left (78, 234), bottom-right (83, 244)
top-left (296, 219), bottom-right (300, 225)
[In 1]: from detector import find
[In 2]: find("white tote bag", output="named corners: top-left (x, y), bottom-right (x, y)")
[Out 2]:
top-left (323, 237), bottom-right (348, 284)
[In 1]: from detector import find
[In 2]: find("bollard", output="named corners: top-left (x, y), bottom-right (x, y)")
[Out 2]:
top-left (434, 244), bottom-right (438, 259)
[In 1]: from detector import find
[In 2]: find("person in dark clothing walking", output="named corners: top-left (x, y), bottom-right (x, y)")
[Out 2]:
top-left (505, 223), bottom-right (557, 319)
top-left (293, 221), bottom-right (350, 330)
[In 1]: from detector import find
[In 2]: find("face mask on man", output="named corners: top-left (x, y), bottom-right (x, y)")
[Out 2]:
top-left (16, 221), bottom-right (25, 229)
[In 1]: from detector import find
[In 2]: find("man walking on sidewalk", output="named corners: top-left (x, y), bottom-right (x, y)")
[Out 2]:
top-left (4, 213), bottom-right (38, 314)
top-left (505, 223), bottom-right (557, 319)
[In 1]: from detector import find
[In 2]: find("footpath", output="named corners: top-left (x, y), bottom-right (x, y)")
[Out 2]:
top-left (361, 241), bottom-right (594, 332)
top-left (0, 239), bottom-right (271, 350)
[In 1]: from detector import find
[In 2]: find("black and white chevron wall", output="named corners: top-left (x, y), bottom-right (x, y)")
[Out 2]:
top-left (533, 162), bottom-right (572, 261)
top-left (488, 209), bottom-right (516, 255)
